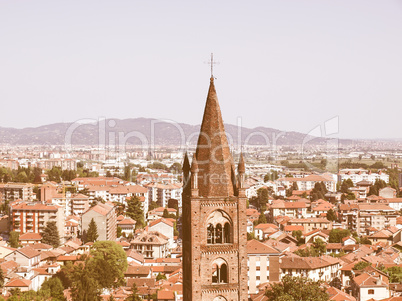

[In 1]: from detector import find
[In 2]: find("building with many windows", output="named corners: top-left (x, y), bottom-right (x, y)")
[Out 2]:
top-left (81, 203), bottom-right (117, 241)
top-left (0, 183), bottom-right (34, 202)
top-left (247, 239), bottom-right (280, 295)
top-left (10, 201), bottom-right (64, 242)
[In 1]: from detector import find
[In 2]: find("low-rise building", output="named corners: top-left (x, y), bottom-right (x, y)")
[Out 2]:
top-left (280, 255), bottom-right (341, 283)
top-left (351, 271), bottom-right (389, 301)
top-left (130, 231), bottom-right (169, 259)
top-left (287, 218), bottom-right (332, 233)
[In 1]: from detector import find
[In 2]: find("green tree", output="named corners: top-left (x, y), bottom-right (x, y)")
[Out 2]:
top-left (312, 238), bottom-right (326, 256)
top-left (169, 162), bottom-right (182, 174)
top-left (360, 236), bottom-right (372, 245)
top-left (41, 221), bottom-right (60, 248)
top-left (340, 179), bottom-right (354, 193)
top-left (126, 196), bottom-right (145, 229)
top-left (326, 209), bottom-right (337, 222)
top-left (0, 268), bottom-right (4, 290)
top-left (328, 229), bottom-right (350, 243)
top-left (70, 263), bottom-right (101, 301)
top-left (292, 230), bottom-right (304, 246)
top-left (265, 275), bottom-right (329, 301)
top-left (255, 212), bottom-right (267, 226)
top-left (117, 226), bottom-right (122, 238)
top-left (163, 208), bottom-right (169, 218)
top-left (156, 272), bottom-right (167, 281)
top-left (256, 188), bottom-right (269, 211)
top-left (40, 277), bottom-right (66, 300)
top-left (9, 231), bottom-right (19, 248)
top-left (247, 232), bottom-right (256, 240)
top-left (55, 261), bottom-right (75, 289)
top-left (311, 182), bottom-right (328, 201)
top-left (384, 266), bottom-right (402, 283)
top-left (86, 218), bottom-right (99, 243)
top-left (86, 241), bottom-right (128, 289)
top-left (147, 161), bottom-right (168, 170)
top-left (368, 179), bottom-right (387, 196)
top-left (148, 201), bottom-right (158, 211)
top-left (126, 283), bottom-right (143, 301)
top-left (353, 261), bottom-right (371, 270)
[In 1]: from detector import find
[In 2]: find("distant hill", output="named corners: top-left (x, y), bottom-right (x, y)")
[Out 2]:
top-left (0, 118), bottom-right (352, 146)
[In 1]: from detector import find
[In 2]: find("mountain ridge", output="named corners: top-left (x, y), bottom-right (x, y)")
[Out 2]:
top-left (0, 117), bottom-right (352, 146)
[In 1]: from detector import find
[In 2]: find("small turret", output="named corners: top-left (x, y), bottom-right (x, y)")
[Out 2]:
top-left (191, 153), bottom-right (199, 196)
top-left (182, 152), bottom-right (191, 197)
top-left (238, 153), bottom-right (246, 197)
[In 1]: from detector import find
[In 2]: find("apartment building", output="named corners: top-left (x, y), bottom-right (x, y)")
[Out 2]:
top-left (81, 203), bottom-right (117, 241)
top-left (10, 201), bottom-right (64, 241)
top-left (50, 192), bottom-right (90, 216)
top-left (277, 174), bottom-right (336, 192)
top-left (0, 183), bottom-right (34, 202)
top-left (247, 239), bottom-right (281, 294)
top-left (339, 204), bottom-right (359, 232)
top-left (338, 169), bottom-right (389, 185)
top-left (357, 203), bottom-right (397, 234)
top-left (145, 183), bottom-right (182, 208)
top-left (38, 159), bottom-right (77, 170)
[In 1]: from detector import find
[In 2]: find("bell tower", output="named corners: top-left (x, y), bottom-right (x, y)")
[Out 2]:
top-left (182, 76), bottom-right (248, 301)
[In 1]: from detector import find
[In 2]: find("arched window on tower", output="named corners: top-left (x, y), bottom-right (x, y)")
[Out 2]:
top-left (215, 224), bottom-right (223, 244)
top-left (207, 224), bottom-right (215, 244)
top-left (220, 263), bottom-right (228, 283)
top-left (205, 210), bottom-right (232, 245)
top-left (224, 222), bottom-right (230, 243)
top-left (211, 258), bottom-right (229, 284)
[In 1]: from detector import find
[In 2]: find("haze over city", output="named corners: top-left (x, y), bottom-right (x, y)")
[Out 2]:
top-left (1, 1), bottom-right (402, 139)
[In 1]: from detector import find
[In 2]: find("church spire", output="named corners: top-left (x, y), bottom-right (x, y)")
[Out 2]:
top-left (194, 77), bottom-right (236, 197)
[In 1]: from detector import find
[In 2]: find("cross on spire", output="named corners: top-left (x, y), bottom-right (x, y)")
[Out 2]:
top-left (207, 53), bottom-right (219, 78)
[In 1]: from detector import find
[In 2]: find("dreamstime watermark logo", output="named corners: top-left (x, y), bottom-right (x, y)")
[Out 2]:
top-left (64, 115), bottom-right (340, 181)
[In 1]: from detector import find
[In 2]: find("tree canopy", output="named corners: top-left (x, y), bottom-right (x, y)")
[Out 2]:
top-left (126, 196), bottom-right (145, 228)
top-left (328, 229), bottom-right (350, 243)
top-left (86, 218), bottom-right (99, 243)
top-left (326, 209), bottom-right (337, 222)
top-left (9, 231), bottom-right (19, 248)
top-left (87, 241), bottom-right (128, 289)
top-left (41, 221), bottom-right (60, 248)
top-left (265, 275), bottom-right (329, 301)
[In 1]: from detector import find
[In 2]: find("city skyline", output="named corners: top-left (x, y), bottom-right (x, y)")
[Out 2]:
top-left (1, 1), bottom-right (401, 140)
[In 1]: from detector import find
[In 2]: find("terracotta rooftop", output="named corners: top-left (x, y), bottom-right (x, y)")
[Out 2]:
top-left (17, 246), bottom-right (40, 259)
top-left (19, 233), bottom-right (42, 241)
top-left (247, 239), bottom-right (280, 255)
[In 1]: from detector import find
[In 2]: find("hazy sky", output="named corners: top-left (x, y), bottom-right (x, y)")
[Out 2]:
top-left (1, 1), bottom-right (401, 139)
